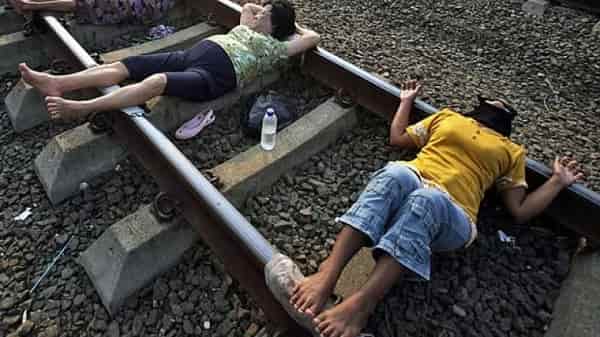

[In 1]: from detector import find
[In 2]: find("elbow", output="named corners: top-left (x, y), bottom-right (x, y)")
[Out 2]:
top-left (308, 33), bottom-right (321, 48)
top-left (313, 32), bottom-right (321, 45)
top-left (389, 134), bottom-right (404, 148)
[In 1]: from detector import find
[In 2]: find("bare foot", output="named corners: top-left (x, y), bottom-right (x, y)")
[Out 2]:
top-left (290, 269), bottom-right (337, 317)
top-left (19, 63), bottom-right (62, 97)
top-left (46, 96), bottom-right (89, 121)
top-left (313, 294), bottom-right (372, 337)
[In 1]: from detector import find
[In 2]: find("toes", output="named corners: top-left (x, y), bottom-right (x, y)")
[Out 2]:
top-left (321, 324), bottom-right (336, 337)
top-left (317, 318), bottom-right (329, 332)
top-left (290, 289), bottom-right (302, 306)
top-left (299, 297), bottom-right (314, 313)
top-left (330, 329), bottom-right (343, 337)
top-left (305, 308), bottom-right (315, 318)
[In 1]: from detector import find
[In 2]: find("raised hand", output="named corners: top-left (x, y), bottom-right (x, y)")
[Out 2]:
top-left (400, 80), bottom-right (422, 103)
top-left (552, 156), bottom-right (584, 187)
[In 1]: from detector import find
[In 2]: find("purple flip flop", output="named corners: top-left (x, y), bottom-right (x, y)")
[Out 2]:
top-left (175, 109), bottom-right (215, 140)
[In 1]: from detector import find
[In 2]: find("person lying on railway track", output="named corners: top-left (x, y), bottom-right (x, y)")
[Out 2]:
top-left (8, 0), bottom-right (175, 25)
top-left (290, 80), bottom-right (584, 337)
top-left (17, 0), bottom-right (320, 120)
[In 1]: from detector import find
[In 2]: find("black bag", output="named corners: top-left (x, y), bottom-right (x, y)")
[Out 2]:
top-left (241, 91), bottom-right (297, 138)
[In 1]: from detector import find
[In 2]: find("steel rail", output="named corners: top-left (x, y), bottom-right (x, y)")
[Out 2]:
top-left (40, 14), bottom-right (311, 336)
top-left (196, 0), bottom-right (600, 240)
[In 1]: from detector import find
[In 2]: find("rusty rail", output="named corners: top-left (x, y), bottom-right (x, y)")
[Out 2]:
top-left (196, 0), bottom-right (600, 241)
top-left (40, 13), bottom-right (311, 337)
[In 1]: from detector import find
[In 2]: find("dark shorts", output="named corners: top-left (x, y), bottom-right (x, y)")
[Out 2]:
top-left (121, 40), bottom-right (237, 102)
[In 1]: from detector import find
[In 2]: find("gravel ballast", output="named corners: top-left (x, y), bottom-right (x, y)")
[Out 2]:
top-left (2, 1), bottom-right (594, 336)
top-left (0, 69), bottom-right (329, 337)
top-left (289, 0), bottom-right (600, 190)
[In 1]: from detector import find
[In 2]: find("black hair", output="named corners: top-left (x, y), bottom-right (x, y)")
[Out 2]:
top-left (465, 96), bottom-right (518, 137)
top-left (265, 0), bottom-right (296, 40)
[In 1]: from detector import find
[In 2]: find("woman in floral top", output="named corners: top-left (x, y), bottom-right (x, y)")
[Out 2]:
top-left (17, 0), bottom-right (320, 120)
top-left (9, 0), bottom-right (174, 24)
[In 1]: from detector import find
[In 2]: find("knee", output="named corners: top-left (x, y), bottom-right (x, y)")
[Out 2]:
top-left (407, 188), bottom-right (446, 207)
top-left (142, 74), bottom-right (167, 96)
top-left (379, 164), bottom-right (418, 186)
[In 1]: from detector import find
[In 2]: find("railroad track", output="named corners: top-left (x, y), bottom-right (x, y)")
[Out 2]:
top-left (1, 1), bottom-right (599, 337)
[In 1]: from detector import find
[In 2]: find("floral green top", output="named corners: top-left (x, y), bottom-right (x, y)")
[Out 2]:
top-left (207, 25), bottom-right (288, 88)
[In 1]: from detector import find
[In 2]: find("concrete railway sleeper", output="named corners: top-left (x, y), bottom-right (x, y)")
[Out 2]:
top-left (1, 1), bottom-right (600, 337)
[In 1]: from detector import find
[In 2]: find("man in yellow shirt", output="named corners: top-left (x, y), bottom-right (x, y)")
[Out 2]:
top-left (290, 81), bottom-right (583, 337)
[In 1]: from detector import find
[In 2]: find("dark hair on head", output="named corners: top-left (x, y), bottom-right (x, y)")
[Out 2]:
top-left (466, 96), bottom-right (518, 137)
top-left (265, 0), bottom-right (296, 40)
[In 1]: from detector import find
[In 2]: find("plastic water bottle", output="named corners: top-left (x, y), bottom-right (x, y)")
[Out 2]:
top-left (261, 108), bottom-right (277, 151)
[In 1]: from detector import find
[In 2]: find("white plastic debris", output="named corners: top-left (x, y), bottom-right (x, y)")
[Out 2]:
top-left (498, 230), bottom-right (517, 247)
top-left (203, 321), bottom-right (211, 329)
top-left (265, 254), bottom-right (325, 336)
top-left (14, 207), bottom-right (32, 221)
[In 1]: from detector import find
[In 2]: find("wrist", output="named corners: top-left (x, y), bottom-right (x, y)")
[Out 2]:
top-left (400, 98), bottom-right (415, 107)
top-left (549, 174), bottom-right (569, 189)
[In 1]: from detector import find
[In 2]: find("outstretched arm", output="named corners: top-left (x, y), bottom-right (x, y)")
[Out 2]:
top-left (502, 157), bottom-right (583, 224)
top-left (285, 24), bottom-right (320, 57)
top-left (389, 80), bottom-right (421, 149)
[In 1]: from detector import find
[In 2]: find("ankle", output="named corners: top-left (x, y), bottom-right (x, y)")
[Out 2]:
top-left (352, 290), bottom-right (378, 313)
top-left (317, 261), bottom-right (341, 281)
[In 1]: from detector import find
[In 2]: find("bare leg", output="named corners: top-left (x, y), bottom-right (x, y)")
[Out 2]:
top-left (13, 0), bottom-right (76, 13)
top-left (18, 62), bottom-right (130, 97)
top-left (314, 253), bottom-right (404, 337)
top-left (291, 226), bottom-right (369, 317)
top-left (46, 74), bottom-right (167, 120)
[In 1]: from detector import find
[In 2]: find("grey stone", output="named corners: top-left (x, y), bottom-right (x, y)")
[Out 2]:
top-left (7, 320), bottom-right (34, 337)
top-left (182, 319), bottom-right (194, 335)
top-left (73, 294), bottom-right (86, 306)
top-left (522, 0), bottom-right (549, 16)
top-left (80, 99), bottom-right (356, 314)
top-left (40, 324), bottom-right (59, 337)
top-left (452, 304), bottom-right (467, 317)
top-left (0, 296), bottom-right (16, 310)
top-left (106, 321), bottom-right (119, 337)
top-left (2, 315), bottom-right (20, 327)
top-left (593, 21), bottom-right (600, 37)
top-left (61, 267), bottom-right (74, 279)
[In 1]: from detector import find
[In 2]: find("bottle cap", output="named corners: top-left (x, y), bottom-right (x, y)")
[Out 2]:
top-left (266, 107), bottom-right (275, 116)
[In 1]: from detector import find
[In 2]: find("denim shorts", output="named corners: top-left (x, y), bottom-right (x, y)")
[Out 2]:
top-left (336, 163), bottom-right (472, 280)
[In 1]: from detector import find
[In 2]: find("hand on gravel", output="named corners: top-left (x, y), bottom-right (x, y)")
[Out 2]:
top-left (400, 80), bottom-right (422, 103)
top-left (553, 156), bottom-right (584, 187)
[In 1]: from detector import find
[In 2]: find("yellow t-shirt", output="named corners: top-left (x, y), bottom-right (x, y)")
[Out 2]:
top-left (402, 109), bottom-right (528, 227)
